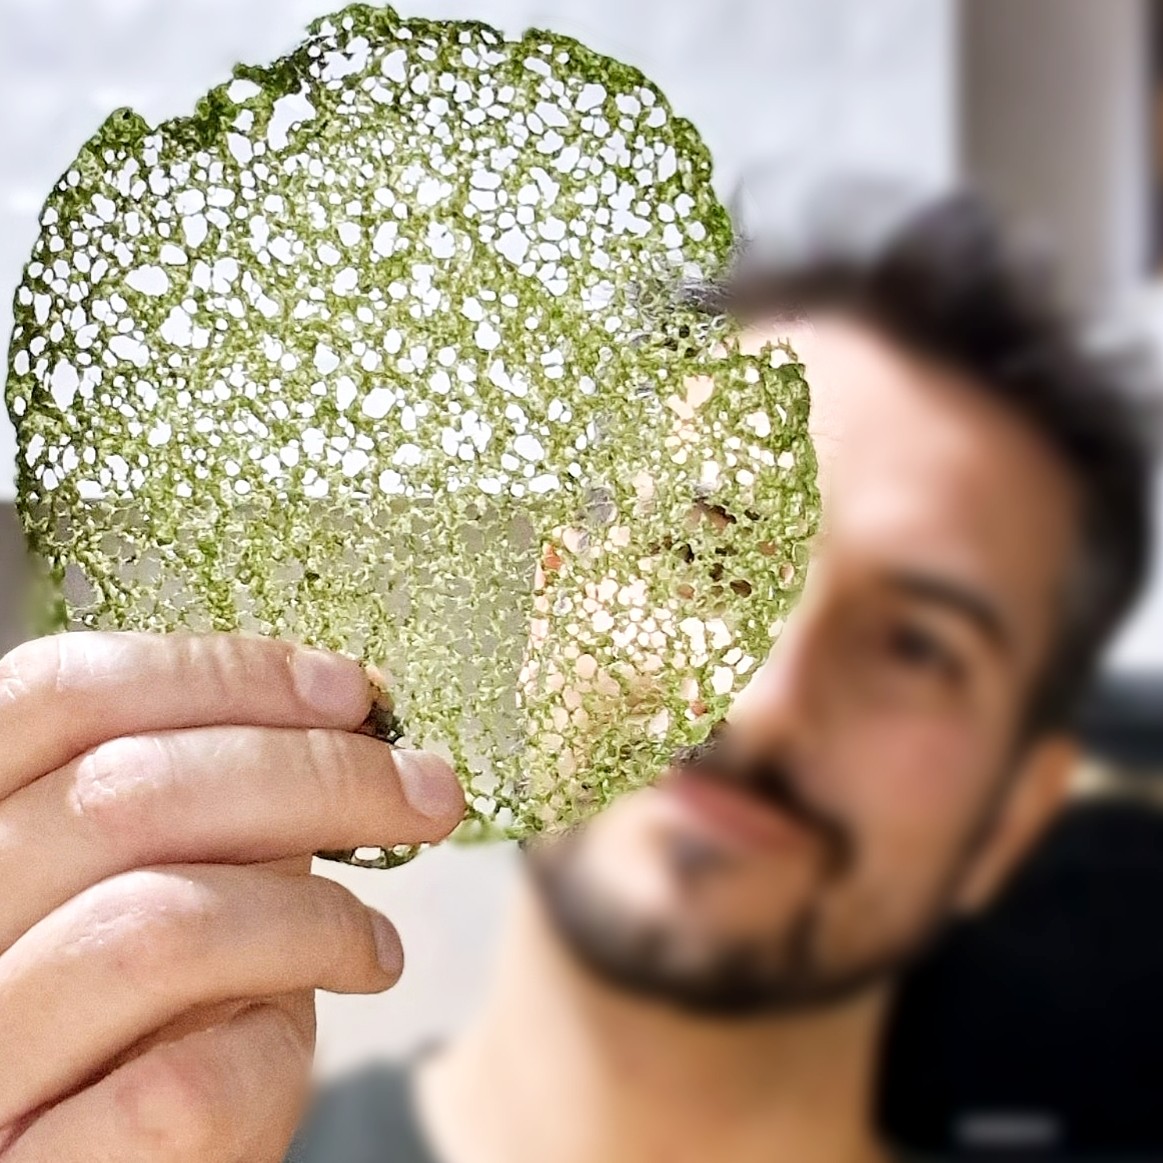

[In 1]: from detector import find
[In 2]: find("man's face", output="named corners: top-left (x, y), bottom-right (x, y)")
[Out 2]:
top-left (528, 315), bottom-right (1079, 1014)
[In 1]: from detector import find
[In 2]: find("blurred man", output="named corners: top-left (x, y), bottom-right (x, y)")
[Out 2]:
top-left (291, 194), bottom-right (1155, 1163)
top-left (0, 192), bottom-right (1153, 1163)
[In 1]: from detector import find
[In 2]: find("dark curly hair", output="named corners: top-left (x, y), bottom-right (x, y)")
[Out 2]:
top-left (683, 190), bottom-right (1157, 734)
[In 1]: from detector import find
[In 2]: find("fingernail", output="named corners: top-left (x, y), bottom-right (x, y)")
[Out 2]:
top-left (292, 648), bottom-right (370, 720)
top-left (369, 911), bottom-right (404, 977)
top-left (394, 749), bottom-right (465, 822)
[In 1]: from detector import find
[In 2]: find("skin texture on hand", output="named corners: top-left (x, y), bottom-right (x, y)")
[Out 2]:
top-left (0, 631), bottom-right (464, 1162)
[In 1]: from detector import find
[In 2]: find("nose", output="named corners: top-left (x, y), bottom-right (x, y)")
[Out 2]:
top-left (725, 601), bottom-right (823, 755)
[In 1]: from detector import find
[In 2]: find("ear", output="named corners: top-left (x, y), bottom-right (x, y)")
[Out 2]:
top-left (954, 735), bottom-right (1077, 914)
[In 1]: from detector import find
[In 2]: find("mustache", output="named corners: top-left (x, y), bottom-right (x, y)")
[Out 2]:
top-left (668, 721), bottom-right (855, 875)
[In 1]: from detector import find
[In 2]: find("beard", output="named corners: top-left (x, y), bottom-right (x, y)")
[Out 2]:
top-left (525, 720), bottom-right (983, 1018)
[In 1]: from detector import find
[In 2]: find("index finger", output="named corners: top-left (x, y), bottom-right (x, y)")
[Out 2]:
top-left (0, 632), bottom-right (373, 799)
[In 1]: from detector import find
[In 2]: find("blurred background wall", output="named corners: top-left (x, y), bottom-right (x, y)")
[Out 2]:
top-left (963, 0), bottom-right (1149, 308)
top-left (0, 0), bottom-right (1159, 1077)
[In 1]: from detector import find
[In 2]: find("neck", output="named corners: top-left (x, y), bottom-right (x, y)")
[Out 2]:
top-left (420, 881), bottom-right (889, 1163)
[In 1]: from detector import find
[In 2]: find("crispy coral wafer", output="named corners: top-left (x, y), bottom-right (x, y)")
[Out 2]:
top-left (5, 4), bottom-right (818, 866)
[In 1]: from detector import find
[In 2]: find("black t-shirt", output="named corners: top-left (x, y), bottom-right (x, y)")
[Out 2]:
top-left (286, 1062), bottom-right (437, 1163)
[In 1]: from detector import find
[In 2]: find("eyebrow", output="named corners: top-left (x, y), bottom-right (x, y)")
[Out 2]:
top-left (882, 569), bottom-right (1013, 654)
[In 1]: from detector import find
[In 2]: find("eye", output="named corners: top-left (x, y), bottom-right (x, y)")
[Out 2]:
top-left (885, 622), bottom-right (965, 683)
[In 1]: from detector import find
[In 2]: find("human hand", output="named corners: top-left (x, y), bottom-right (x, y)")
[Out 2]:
top-left (0, 631), bottom-right (464, 1161)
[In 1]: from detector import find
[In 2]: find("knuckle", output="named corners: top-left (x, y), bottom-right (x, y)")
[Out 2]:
top-left (307, 877), bottom-right (371, 968)
top-left (90, 871), bottom-right (218, 994)
top-left (70, 735), bottom-right (174, 851)
top-left (173, 634), bottom-right (234, 707)
top-left (113, 1047), bottom-right (224, 1159)
top-left (302, 728), bottom-right (361, 815)
top-left (176, 632), bottom-right (283, 707)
